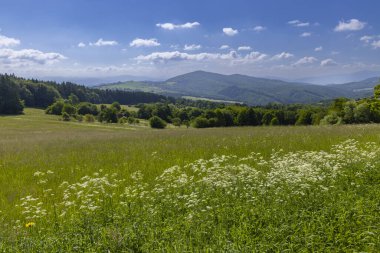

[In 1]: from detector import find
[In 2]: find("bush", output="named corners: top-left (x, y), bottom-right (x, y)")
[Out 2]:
top-left (320, 112), bottom-right (342, 125)
top-left (77, 102), bottom-right (99, 116)
top-left (118, 116), bottom-right (128, 124)
top-left (270, 117), bottom-right (279, 126)
top-left (46, 100), bottom-right (64, 115)
top-left (354, 102), bottom-right (370, 123)
top-left (149, 116), bottom-right (167, 129)
top-left (183, 120), bottom-right (190, 128)
top-left (62, 112), bottom-right (71, 121)
top-left (98, 107), bottom-right (118, 123)
top-left (172, 117), bottom-right (182, 127)
top-left (62, 103), bottom-right (76, 115)
top-left (84, 114), bottom-right (95, 123)
top-left (127, 117), bottom-right (137, 124)
top-left (192, 117), bottom-right (210, 128)
top-left (74, 114), bottom-right (83, 122)
top-left (110, 101), bottom-right (121, 111)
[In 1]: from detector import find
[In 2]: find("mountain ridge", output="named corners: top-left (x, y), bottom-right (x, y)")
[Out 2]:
top-left (96, 71), bottom-right (379, 105)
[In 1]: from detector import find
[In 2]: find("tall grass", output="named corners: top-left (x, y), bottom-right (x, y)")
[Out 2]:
top-left (0, 109), bottom-right (379, 251)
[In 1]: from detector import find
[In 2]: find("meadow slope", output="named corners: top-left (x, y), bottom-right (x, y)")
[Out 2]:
top-left (0, 109), bottom-right (379, 251)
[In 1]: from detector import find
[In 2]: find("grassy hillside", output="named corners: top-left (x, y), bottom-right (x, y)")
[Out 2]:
top-left (97, 71), bottom-right (379, 105)
top-left (0, 109), bottom-right (379, 251)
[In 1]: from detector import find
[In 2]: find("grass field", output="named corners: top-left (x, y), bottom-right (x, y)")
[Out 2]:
top-left (1, 108), bottom-right (380, 252)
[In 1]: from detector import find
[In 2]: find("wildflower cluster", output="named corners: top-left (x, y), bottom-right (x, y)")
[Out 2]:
top-left (10, 139), bottom-right (380, 252)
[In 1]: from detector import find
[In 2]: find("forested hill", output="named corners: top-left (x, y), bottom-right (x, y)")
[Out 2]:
top-left (97, 71), bottom-right (380, 105)
top-left (0, 74), bottom-right (169, 114)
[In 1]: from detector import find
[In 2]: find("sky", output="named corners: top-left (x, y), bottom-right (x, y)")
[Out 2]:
top-left (0, 0), bottom-right (380, 83)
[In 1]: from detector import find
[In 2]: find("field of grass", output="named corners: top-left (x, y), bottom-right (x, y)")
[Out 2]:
top-left (0, 108), bottom-right (379, 251)
top-left (97, 81), bottom-right (168, 94)
top-left (182, 96), bottom-right (244, 104)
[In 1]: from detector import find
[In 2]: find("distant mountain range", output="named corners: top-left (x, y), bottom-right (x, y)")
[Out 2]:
top-left (95, 71), bottom-right (380, 105)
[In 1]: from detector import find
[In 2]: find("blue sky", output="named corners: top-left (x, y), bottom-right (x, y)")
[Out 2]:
top-left (0, 0), bottom-right (380, 83)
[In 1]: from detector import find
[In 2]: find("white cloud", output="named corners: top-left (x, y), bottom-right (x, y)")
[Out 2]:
top-left (0, 34), bottom-right (20, 47)
top-left (372, 40), bottom-right (380, 49)
top-left (130, 38), bottom-right (160, 47)
top-left (320, 58), bottom-right (338, 67)
top-left (360, 35), bottom-right (373, 43)
top-left (334, 19), bottom-right (366, 32)
top-left (243, 51), bottom-right (267, 62)
top-left (293, 56), bottom-right (318, 66)
top-left (238, 46), bottom-right (251, 51)
top-left (288, 20), bottom-right (300, 25)
top-left (314, 46), bottom-right (323, 52)
top-left (288, 20), bottom-right (310, 27)
top-left (90, 38), bottom-right (118, 46)
top-left (296, 22), bottom-right (310, 27)
top-left (135, 50), bottom-right (267, 64)
top-left (220, 45), bottom-right (229, 50)
top-left (271, 52), bottom-right (294, 61)
top-left (156, 22), bottom-right (200, 30)
top-left (77, 42), bottom-right (86, 48)
top-left (300, 32), bottom-right (311, 37)
top-left (135, 51), bottom-right (239, 62)
top-left (223, 27), bottom-right (238, 36)
top-left (0, 48), bottom-right (66, 65)
top-left (183, 44), bottom-right (202, 51)
top-left (253, 26), bottom-right (266, 32)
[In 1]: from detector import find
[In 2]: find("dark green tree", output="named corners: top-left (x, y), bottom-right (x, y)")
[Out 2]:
top-left (149, 116), bottom-right (167, 129)
top-left (77, 102), bottom-right (99, 116)
top-left (62, 103), bottom-right (76, 115)
top-left (98, 107), bottom-right (118, 123)
top-left (68, 93), bottom-right (80, 105)
top-left (0, 75), bottom-right (24, 114)
top-left (192, 117), bottom-right (210, 128)
top-left (46, 100), bottom-right (65, 115)
top-left (110, 101), bottom-right (121, 111)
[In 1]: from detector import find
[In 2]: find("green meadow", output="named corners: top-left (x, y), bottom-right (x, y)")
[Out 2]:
top-left (1, 108), bottom-right (379, 252)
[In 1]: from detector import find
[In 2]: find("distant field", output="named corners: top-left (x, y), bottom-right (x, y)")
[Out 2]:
top-left (97, 81), bottom-right (168, 94)
top-left (182, 95), bottom-right (244, 104)
top-left (0, 109), bottom-right (379, 251)
top-left (96, 104), bottom-right (140, 112)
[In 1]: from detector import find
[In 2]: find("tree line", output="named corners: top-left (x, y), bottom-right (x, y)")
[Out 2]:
top-left (46, 82), bottom-right (380, 129)
top-left (135, 84), bottom-right (380, 128)
top-left (0, 74), bottom-right (168, 114)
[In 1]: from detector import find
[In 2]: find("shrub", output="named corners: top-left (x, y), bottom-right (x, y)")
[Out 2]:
top-left (110, 101), bottom-right (121, 111)
top-left (270, 117), bottom-right (279, 126)
top-left (62, 103), bottom-right (76, 115)
top-left (84, 114), bottom-right (95, 122)
top-left (118, 116), bottom-right (128, 124)
top-left (127, 117), bottom-right (137, 124)
top-left (172, 117), bottom-right (182, 127)
top-left (45, 100), bottom-right (64, 115)
top-left (98, 107), bottom-right (118, 123)
top-left (320, 112), bottom-right (342, 125)
top-left (62, 112), bottom-right (70, 121)
top-left (74, 114), bottom-right (83, 122)
top-left (149, 116), bottom-right (167, 129)
top-left (183, 120), bottom-right (190, 128)
top-left (77, 102), bottom-right (99, 116)
top-left (354, 102), bottom-right (370, 123)
top-left (192, 117), bottom-right (209, 128)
